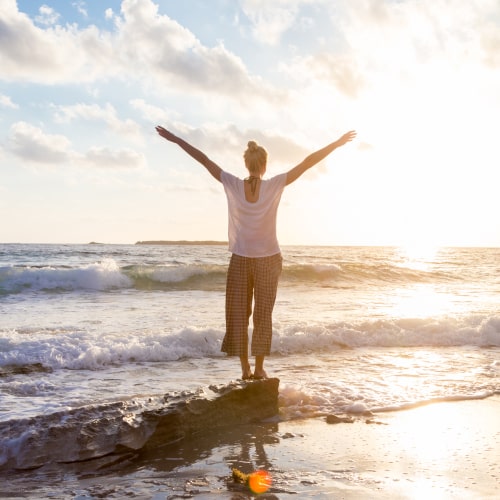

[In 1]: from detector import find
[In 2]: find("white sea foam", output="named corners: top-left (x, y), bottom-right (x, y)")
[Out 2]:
top-left (151, 264), bottom-right (215, 283)
top-left (1, 314), bottom-right (499, 376)
top-left (0, 259), bottom-right (131, 293)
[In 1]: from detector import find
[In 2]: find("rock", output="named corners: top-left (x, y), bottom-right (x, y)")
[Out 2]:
top-left (142, 378), bottom-right (280, 450)
top-left (0, 378), bottom-right (280, 471)
top-left (326, 414), bottom-right (355, 424)
top-left (365, 418), bottom-right (388, 425)
top-left (0, 363), bottom-right (53, 377)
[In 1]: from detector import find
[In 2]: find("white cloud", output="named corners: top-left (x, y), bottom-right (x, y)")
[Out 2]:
top-left (0, 0), bottom-right (284, 105)
top-left (240, 0), bottom-right (318, 45)
top-left (53, 102), bottom-right (142, 140)
top-left (6, 121), bottom-right (144, 170)
top-left (240, 0), bottom-right (298, 45)
top-left (340, 0), bottom-right (500, 70)
top-left (477, 11), bottom-right (500, 67)
top-left (281, 52), bottom-right (365, 98)
top-left (0, 0), bottom-right (116, 83)
top-left (35, 5), bottom-right (60, 26)
top-left (7, 121), bottom-right (72, 164)
top-left (115, 0), bottom-right (282, 103)
top-left (0, 94), bottom-right (18, 109)
top-left (80, 147), bottom-right (145, 169)
top-left (130, 99), bottom-right (176, 124)
top-left (72, 1), bottom-right (88, 18)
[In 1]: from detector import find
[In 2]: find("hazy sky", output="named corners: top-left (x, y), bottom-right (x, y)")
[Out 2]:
top-left (1, 0), bottom-right (499, 247)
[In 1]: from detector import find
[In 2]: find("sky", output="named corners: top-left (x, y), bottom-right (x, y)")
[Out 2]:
top-left (1, 0), bottom-right (499, 247)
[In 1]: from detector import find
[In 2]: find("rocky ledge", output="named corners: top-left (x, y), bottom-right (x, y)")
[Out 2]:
top-left (0, 378), bottom-right (279, 471)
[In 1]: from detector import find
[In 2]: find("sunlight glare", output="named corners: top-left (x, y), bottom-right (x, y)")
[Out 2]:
top-left (388, 286), bottom-right (452, 318)
top-left (399, 402), bottom-right (458, 461)
top-left (398, 244), bottom-right (440, 271)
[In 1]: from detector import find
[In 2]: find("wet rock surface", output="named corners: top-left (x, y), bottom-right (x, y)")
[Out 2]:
top-left (0, 378), bottom-right (279, 470)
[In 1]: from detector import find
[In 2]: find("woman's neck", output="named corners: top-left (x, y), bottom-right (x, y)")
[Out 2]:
top-left (244, 175), bottom-right (261, 196)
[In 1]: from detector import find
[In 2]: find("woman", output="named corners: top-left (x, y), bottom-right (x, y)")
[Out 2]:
top-left (155, 125), bottom-right (356, 379)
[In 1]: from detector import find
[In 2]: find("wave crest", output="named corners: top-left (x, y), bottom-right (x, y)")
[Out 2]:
top-left (1, 315), bottom-right (498, 373)
top-left (0, 259), bottom-right (453, 295)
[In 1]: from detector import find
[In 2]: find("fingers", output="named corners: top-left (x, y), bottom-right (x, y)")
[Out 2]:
top-left (155, 125), bottom-right (170, 138)
top-left (342, 130), bottom-right (356, 143)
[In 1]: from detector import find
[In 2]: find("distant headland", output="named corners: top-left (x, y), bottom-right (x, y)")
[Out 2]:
top-left (135, 240), bottom-right (227, 246)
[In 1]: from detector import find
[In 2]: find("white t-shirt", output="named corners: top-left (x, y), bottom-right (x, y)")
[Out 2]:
top-left (221, 171), bottom-right (287, 258)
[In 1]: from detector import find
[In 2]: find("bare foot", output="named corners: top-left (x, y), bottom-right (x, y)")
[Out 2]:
top-left (253, 370), bottom-right (267, 380)
top-left (241, 363), bottom-right (253, 380)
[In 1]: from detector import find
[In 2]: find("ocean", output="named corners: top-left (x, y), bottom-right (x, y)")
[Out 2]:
top-left (1, 243), bottom-right (499, 496)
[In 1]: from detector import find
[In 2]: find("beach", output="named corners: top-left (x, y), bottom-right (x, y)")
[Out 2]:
top-left (1, 243), bottom-right (499, 498)
top-left (2, 392), bottom-right (499, 499)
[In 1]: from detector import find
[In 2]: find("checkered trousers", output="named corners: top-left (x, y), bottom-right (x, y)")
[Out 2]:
top-left (221, 253), bottom-right (283, 357)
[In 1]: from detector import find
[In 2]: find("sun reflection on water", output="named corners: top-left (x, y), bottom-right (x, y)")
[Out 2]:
top-left (402, 403), bottom-right (459, 458)
top-left (397, 244), bottom-right (441, 272)
top-left (388, 285), bottom-right (456, 318)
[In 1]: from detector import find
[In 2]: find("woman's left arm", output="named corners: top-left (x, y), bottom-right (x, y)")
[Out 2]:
top-left (286, 130), bottom-right (356, 185)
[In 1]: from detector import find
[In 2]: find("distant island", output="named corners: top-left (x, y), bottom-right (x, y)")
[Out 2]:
top-left (135, 240), bottom-right (227, 246)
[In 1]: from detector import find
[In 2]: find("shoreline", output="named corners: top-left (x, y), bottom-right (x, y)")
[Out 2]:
top-left (2, 395), bottom-right (499, 499)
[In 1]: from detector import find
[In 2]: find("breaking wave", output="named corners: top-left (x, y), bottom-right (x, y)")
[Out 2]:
top-left (1, 315), bottom-right (499, 374)
top-left (0, 259), bottom-right (455, 295)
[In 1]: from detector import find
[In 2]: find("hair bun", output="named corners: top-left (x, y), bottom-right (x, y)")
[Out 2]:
top-left (243, 140), bottom-right (267, 173)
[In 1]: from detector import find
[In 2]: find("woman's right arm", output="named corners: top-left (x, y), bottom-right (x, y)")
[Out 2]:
top-left (155, 126), bottom-right (222, 182)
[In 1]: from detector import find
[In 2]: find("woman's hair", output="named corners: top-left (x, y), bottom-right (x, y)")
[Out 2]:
top-left (243, 140), bottom-right (267, 176)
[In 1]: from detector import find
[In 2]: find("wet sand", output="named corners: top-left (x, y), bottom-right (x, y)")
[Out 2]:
top-left (2, 396), bottom-right (499, 499)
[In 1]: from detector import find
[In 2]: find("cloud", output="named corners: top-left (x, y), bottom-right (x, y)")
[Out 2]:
top-left (0, 93), bottom-right (18, 109)
top-left (130, 99), bottom-right (177, 124)
top-left (479, 15), bottom-right (500, 68)
top-left (240, 0), bottom-right (319, 45)
top-left (0, 0), bottom-right (116, 83)
top-left (72, 1), bottom-right (88, 18)
top-left (0, 0), bottom-right (284, 104)
top-left (7, 121), bottom-right (72, 164)
top-left (281, 53), bottom-right (365, 98)
top-left (115, 0), bottom-right (283, 103)
top-left (35, 5), bottom-right (60, 26)
top-left (240, 0), bottom-right (299, 45)
top-left (53, 102), bottom-right (142, 140)
top-left (340, 0), bottom-right (500, 71)
top-left (6, 121), bottom-right (144, 170)
top-left (80, 147), bottom-right (145, 169)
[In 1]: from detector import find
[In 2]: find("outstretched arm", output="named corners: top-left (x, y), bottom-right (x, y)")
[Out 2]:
top-left (286, 130), bottom-right (356, 185)
top-left (155, 126), bottom-right (222, 182)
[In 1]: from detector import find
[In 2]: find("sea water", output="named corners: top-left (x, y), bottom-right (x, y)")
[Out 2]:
top-left (0, 243), bottom-right (499, 469)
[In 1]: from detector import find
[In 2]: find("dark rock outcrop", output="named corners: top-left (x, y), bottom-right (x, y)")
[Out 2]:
top-left (0, 378), bottom-right (279, 471)
top-left (142, 378), bottom-right (279, 450)
top-left (326, 414), bottom-right (355, 424)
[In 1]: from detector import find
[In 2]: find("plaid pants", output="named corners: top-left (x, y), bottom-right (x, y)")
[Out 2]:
top-left (221, 253), bottom-right (282, 357)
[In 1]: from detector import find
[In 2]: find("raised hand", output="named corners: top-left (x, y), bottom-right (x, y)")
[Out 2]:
top-left (155, 125), bottom-right (177, 142)
top-left (336, 130), bottom-right (357, 147)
